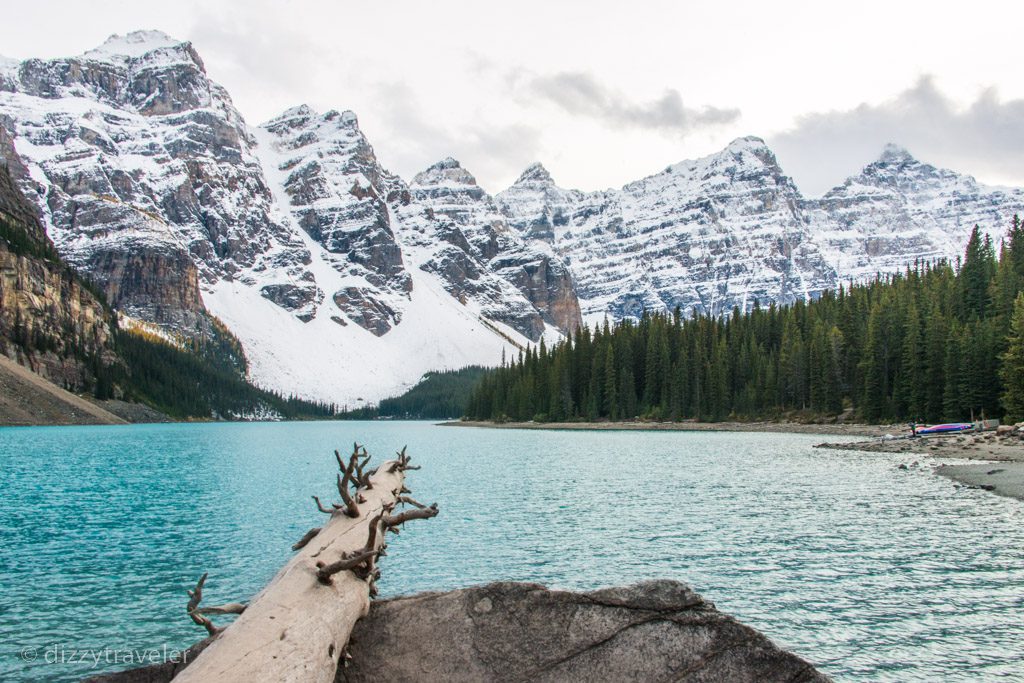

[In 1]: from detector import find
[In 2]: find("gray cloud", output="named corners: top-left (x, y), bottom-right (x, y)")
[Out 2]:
top-left (525, 71), bottom-right (740, 135)
top-left (368, 82), bottom-right (544, 193)
top-left (770, 76), bottom-right (1024, 196)
top-left (187, 10), bottom-right (333, 123)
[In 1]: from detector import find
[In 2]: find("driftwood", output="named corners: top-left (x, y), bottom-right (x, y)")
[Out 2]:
top-left (172, 445), bottom-right (436, 683)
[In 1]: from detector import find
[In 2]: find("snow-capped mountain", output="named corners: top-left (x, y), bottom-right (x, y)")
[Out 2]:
top-left (0, 31), bottom-right (578, 404)
top-left (498, 140), bottom-right (1024, 323)
top-left (3, 30), bottom-right (1023, 405)
top-left (399, 157), bottom-right (581, 338)
top-left (498, 138), bottom-right (836, 323)
top-left (807, 144), bottom-right (1024, 280)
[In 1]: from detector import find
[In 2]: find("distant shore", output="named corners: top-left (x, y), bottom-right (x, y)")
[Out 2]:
top-left (445, 419), bottom-right (897, 437)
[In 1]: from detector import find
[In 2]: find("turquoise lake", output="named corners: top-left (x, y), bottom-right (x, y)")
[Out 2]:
top-left (1, 421), bottom-right (1022, 681)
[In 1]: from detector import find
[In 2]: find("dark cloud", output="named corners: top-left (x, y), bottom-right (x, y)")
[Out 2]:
top-left (770, 76), bottom-right (1024, 195)
top-left (525, 71), bottom-right (740, 135)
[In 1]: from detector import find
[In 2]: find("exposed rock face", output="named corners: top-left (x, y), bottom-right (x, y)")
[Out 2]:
top-left (498, 142), bottom-right (1024, 324)
top-left (0, 33), bottom-right (583, 403)
top-left (333, 286), bottom-right (400, 336)
top-left (0, 30), bottom-right (305, 335)
top-left (0, 127), bottom-right (115, 390)
top-left (496, 162), bottom-right (579, 244)
top-left (84, 581), bottom-right (830, 683)
top-left (257, 105), bottom-right (411, 325)
top-left (498, 138), bottom-right (837, 322)
top-left (806, 144), bottom-right (1024, 280)
top-left (402, 158), bottom-right (582, 338)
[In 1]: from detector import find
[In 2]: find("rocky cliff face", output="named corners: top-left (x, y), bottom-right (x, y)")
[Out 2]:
top-left (0, 126), bottom-right (115, 390)
top-left (399, 157), bottom-right (582, 339)
top-left (498, 140), bottom-right (1024, 323)
top-left (256, 105), bottom-right (409, 329)
top-left (0, 32), bottom-right (582, 404)
top-left (498, 138), bottom-right (836, 322)
top-left (807, 144), bottom-right (1024, 280)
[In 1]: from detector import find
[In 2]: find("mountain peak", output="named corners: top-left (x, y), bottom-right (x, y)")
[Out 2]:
top-left (413, 157), bottom-right (479, 187)
top-left (84, 30), bottom-right (187, 60)
top-left (432, 156), bottom-right (462, 171)
top-left (878, 143), bottom-right (916, 164)
top-left (281, 103), bottom-right (317, 118)
top-left (515, 162), bottom-right (553, 185)
top-left (725, 135), bottom-right (769, 152)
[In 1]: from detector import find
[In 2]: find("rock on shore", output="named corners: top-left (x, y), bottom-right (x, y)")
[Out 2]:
top-left (339, 581), bottom-right (829, 682)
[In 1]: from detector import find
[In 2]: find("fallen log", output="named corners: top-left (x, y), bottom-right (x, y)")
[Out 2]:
top-left (172, 445), bottom-right (435, 683)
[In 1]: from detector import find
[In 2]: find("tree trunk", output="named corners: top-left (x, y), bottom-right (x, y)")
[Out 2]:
top-left (173, 453), bottom-right (413, 683)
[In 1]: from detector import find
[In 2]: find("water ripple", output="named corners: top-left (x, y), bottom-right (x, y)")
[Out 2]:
top-left (0, 422), bottom-right (1022, 681)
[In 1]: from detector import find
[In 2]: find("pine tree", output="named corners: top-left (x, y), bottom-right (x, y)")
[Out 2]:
top-left (895, 301), bottom-right (924, 420)
top-left (603, 343), bottom-right (618, 419)
top-left (1000, 293), bottom-right (1024, 422)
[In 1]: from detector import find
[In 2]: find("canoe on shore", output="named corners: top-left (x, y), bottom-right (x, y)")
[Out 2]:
top-left (915, 422), bottom-right (974, 435)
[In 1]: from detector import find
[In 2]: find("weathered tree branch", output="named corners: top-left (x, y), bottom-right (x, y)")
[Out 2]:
top-left (316, 549), bottom-right (379, 585)
top-left (292, 527), bottom-right (321, 551)
top-left (312, 495), bottom-right (336, 514)
top-left (397, 495), bottom-right (428, 509)
top-left (186, 573), bottom-right (222, 637)
top-left (385, 503), bottom-right (439, 529)
top-left (195, 603), bottom-right (247, 616)
top-left (336, 446), bottom-right (361, 517)
top-left (359, 466), bottom-right (378, 490)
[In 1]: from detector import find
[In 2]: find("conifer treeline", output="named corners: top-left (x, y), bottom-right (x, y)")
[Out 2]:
top-left (465, 219), bottom-right (1024, 424)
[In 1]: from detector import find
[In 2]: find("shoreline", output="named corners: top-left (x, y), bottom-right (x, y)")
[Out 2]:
top-left (445, 419), bottom-right (898, 437)
top-left (932, 463), bottom-right (1024, 502)
top-left (813, 428), bottom-right (1024, 502)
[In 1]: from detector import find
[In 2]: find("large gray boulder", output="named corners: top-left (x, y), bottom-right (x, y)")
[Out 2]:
top-left (339, 581), bottom-right (830, 683)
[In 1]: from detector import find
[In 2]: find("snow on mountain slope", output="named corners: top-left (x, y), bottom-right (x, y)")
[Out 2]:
top-left (807, 144), bottom-right (1024, 280)
top-left (204, 266), bottom-right (524, 407)
top-left (0, 32), bottom-right (563, 404)
top-left (229, 106), bottom-right (531, 403)
top-left (499, 140), bottom-right (1024, 324)
top-left (395, 157), bottom-right (581, 339)
top-left (498, 137), bottom-right (836, 322)
top-left (0, 30), bottom-right (310, 332)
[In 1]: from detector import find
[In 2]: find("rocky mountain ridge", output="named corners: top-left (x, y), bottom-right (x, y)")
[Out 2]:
top-left (2, 30), bottom-right (1022, 404)
top-left (0, 32), bottom-right (580, 404)
top-left (497, 138), bottom-right (1024, 323)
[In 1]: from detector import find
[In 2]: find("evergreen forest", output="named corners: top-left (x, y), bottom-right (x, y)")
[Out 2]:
top-left (465, 220), bottom-right (1024, 425)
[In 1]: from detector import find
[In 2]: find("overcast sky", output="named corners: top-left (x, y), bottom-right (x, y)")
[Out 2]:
top-left (3, 0), bottom-right (1023, 195)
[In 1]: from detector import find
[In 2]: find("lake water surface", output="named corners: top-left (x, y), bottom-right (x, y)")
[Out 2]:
top-left (1, 421), bottom-right (1022, 681)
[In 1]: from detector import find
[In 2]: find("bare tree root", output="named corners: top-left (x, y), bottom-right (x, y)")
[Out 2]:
top-left (186, 573), bottom-right (246, 636)
top-left (292, 527), bottom-right (321, 551)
